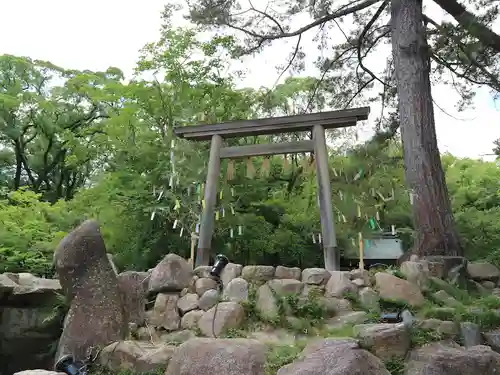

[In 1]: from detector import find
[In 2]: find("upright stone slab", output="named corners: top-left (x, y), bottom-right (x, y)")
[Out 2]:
top-left (117, 271), bottom-right (149, 326)
top-left (54, 220), bottom-right (128, 363)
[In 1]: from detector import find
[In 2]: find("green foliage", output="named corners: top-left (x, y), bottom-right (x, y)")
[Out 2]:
top-left (239, 285), bottom-right (329, 335)
top-left (2, 25), bottom-right (500, 275)
top-left (410, 328), bottom-right (445, 347)
top-left (383, 357), bottom-right (406, 375)
top-left (0, 189), bottom-right (73, 274)
top-left (264, 344), bottom-right (305, 375)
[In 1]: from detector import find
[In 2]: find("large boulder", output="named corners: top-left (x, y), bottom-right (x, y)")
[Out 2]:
top-left (467, 262), bottom-right (500, 282)
top-left (99, 340), bottom-right (176, 373)
top-left (406, 341), bottom-right (500, 375)
top-left (165, 338), bottom-right (266, 375)
top-left (277, 338), bottom-right (391, 375)
top-left (148, 293), bottom-right (180, 331)
top-left (148, 253), bottom-right (193, 294)
top-left (14, 371), bottom-right (65, 375)
top-left (197, 302), bottom-right (245, 337)
top-left (375, 272), bottom-right (424, 307)
top-left (0, 305), bottom-right (63, 374)
top-left (0, 273), bottom-right (63, 374)
top-left (354, 323), bottom-right (410, 360)
top-left (54, 220), bottom-right (128, 362)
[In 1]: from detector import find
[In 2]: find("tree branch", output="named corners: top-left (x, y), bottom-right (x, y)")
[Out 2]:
top-left (432, 0), bottom-right (500, 54)
top-left (357, 0), bottom-right (390, 86)
top-left (227, 0), bottom-right (383, 44)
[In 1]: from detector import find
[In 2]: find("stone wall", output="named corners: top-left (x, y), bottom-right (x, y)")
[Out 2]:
top-left (0, 273), bottom-right (63, 375)
top-left (6, 250), bottom-right (500, 375)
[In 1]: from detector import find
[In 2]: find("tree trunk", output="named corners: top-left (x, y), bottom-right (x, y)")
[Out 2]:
top-left (391, 0), bottom-right (463, 257)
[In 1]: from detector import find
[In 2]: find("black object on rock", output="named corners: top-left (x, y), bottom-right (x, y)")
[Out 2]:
top-left (380, 312), bottom-right (403, 323)
top-left (210, 254), bottom-right (229, 278)
top-left (380, 309), bottom-right (414, 327)
top-left (54, 355), bottom-right (88, 375)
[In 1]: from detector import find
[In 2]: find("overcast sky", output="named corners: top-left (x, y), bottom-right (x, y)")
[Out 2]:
top-left (1, 0), bottom-right (499, 160)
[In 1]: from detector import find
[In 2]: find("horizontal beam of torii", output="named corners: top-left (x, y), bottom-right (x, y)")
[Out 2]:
top-left (173, 106), bottom-right (370, 271)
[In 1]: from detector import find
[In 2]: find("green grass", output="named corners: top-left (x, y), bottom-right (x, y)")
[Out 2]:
top-left (383, 357), bottom-right (406, 375)
top-left (264, 343), bottom-right (305, 375)
top-left (235, 285), bottom-right (330, 337)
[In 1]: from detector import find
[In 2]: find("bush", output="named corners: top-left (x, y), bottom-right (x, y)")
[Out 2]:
top-left (0, 189), bottom-right (74, 275)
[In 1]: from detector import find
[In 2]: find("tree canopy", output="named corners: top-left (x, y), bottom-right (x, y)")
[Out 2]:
top-left (1, 9), bottom-right (500, 275)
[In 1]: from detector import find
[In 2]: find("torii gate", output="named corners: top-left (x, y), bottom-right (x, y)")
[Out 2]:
top-left (174, 106), bottom-right (370, 271)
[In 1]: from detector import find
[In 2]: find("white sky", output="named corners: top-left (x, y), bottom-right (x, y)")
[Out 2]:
top-left (1, 0), bottom-right (499, 160)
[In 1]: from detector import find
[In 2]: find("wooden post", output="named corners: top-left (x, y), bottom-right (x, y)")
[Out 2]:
top-left (196, 134), bottom-right (222, 267)
top-left (358, 232), bottom-right (365, 270)
top-left (189, 233), bottom-right (198, 269)
top-left (313, 124), bottom-right (338, 271)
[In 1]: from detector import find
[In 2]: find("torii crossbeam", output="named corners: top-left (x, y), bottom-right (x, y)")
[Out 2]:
top-left (174, 106), bottom-right (370, 271)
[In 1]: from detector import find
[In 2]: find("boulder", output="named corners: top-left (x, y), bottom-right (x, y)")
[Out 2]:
top-left (433, 290), bottom-right (462, 308)
top-left (268, 279), bottom-right (304, 296)
top-left (277, 338), bottom-right (391, 375)
top-left (14, 371), bottom-right (65, 375)
top-left (256, 283), bottom-right (279, 319)
top-left (99, 340), bottom-right (176, 373)
top-left (460, 322), bottom-right (482, 347)
top-left (148, 253), bottom-right (193, 293)
top-left (54, 220), bottom-right (127, 363)
top-left (375, 272), bottom-right (424, 307)
top-left (302, 268), bottom-right (330, 285)
top-left (467, 262), bottom-right (500, 282)
top-left (325, 271), bottom-right (357, 298)
top-left (1, 305), bottom-right (63, 374)
top-left (198, 289), bottom-right (219, 311)
top-left (223, 277), bottom-right (249, 303)
top-left (197, 302), bottom-right (245, 337)
top-left (148, 293), bottom-right (180, 331)
top-left (1, 273), bottom-right (61, 305)
top-left (406, 341), bottom-right (500, 375)
top-left (195, 277), bottom-right (217, 296)
top-left (354, 323), bottom-right (410, 359)
top-left (177, 293), bottom-right (199, 314)
top-left (400, 261), bottom-right (430, 289)
top-left (117, 271), bottom-right (149, 325)
top-left (275, 266), bottom-right (301, 280)
top-left (181, 310), bottom-right (204, 329)
top-left (221, 263), bottom-right (243, 287)
top-left (358, 287), bottom-right (380, 311)
top-left (166, 338), bottom-right (266, 375)
top-left (241, 266), bottom-right (275, 284)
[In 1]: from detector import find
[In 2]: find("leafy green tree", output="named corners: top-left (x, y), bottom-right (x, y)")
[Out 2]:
top-left (180, 0), bottom-right (500, 258)
top-left (0, 55), bottom-right (125, 202)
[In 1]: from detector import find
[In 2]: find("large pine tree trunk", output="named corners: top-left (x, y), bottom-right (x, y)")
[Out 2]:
top-left (391, 0), bottom-right (463, 257)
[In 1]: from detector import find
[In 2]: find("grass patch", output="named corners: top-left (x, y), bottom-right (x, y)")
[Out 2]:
top-left (264, 344), bottom-right (305, 375)
top-left (427, 277), bottom-right (471, 304)
top-left (321, 324), bottom-right (356, 338)
top-left (239, 285), bottom-right (330, 335)
top-left (384, 357), bottom-right (406, 375)
top-left (472, 295), bottom-right (500, 309)
top-left (410, 328), bottom-right (445, 347)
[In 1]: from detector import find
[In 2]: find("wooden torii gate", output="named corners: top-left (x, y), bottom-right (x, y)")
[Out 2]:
top-left (174, 106), bottom-right (370, 271)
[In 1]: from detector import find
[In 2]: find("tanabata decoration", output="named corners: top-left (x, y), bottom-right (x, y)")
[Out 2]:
top-left (246, 158), bottom-right (255, 179)
top-left (226, 160), bottom-right (235, 180)
top-left (261, 156), bottom-right (271, 177)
